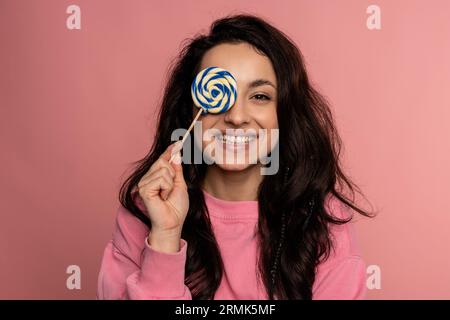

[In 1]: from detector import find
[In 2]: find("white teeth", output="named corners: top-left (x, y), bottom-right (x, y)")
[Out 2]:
top-left (218, 134), bottom-right (256, 144)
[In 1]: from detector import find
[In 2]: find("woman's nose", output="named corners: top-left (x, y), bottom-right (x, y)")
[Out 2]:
top-left (223, 97), bottom-right (250, 127)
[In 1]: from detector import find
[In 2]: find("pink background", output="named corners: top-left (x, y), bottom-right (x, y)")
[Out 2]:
top-left (1, 0), bottom-right (449, 299)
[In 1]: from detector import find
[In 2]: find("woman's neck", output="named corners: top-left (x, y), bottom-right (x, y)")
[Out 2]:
top-left (202, 165), bottom-right (263, 201)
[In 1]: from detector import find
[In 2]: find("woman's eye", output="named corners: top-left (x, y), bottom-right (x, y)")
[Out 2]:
top-left (252, 94), bottom-right (271, 101)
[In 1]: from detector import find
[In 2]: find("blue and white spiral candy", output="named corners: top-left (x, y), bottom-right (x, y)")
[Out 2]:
top-left (191, 66), bottom-right (237, 114)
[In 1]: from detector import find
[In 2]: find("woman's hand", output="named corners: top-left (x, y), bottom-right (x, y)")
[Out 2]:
top-left (137, 142), bottom-right (188, 252)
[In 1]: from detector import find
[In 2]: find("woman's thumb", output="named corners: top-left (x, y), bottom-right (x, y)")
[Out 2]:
top-left (171, 142), bottom-right (186, 187)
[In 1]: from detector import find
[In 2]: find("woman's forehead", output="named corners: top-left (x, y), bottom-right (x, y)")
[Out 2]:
top-left (199, 43), bottom-right (277, 89)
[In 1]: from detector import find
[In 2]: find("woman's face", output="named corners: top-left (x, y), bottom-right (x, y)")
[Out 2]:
top-left (193, 42), bottom-right (279, 172)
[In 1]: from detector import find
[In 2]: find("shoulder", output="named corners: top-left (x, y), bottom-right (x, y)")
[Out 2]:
top-left (111, 192), bottom-right (150, 266)
top-left (323, 193), bottom-right (362, 259)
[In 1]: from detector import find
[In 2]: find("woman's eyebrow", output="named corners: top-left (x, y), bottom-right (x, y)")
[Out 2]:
top-left (247, 79), bottom-right (277, 89)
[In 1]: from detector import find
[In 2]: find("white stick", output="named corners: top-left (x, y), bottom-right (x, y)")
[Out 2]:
top-left (169, 108), bottom-right (204, 163)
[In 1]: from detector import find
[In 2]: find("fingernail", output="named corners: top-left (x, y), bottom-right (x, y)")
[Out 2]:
top-left (173, 152), bottom-right (182, 165)
top-left (174, 141), bottom-right (182, 152)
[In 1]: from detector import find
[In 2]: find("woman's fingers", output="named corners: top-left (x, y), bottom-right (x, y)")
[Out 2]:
top-left (147, 142), bottom-right (186, 188)
top-left (145, 166), bottom-right (175, 183)
top-left (159, 175), bottom-right (173, 201)
top-left (164, 142), bottom-right (186, 188)
top-left (139, 141), bottom-right (186, 201)
top-left (144, 158), bottom-right (175, 180)
top-left (171, 151), bottom-right (186, 188)
top-left (160, 141), bottom-right (183, 162)
top-left (138, 168), bottom-right (174, 200)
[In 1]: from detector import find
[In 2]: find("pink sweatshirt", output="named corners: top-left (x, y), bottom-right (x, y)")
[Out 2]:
top-left (97, 190), bottom-right (367, 300)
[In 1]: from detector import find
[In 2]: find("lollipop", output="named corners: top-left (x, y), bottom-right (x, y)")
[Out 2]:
top-left (191, 66), bottom-right (237, 115)
top-left (169, 66), bottom-right (237, 163)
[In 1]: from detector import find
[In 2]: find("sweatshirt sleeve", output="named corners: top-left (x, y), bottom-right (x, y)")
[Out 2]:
top-left (96, 204), bottom-right (192, 300)
top-left (312, 255), bottom-right (367, 300)
top-left (312, 194), bottom-right (368, 300)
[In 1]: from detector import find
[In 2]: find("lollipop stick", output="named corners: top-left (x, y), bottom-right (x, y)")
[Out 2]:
top-left (169, 108), bottom-right (204, 164)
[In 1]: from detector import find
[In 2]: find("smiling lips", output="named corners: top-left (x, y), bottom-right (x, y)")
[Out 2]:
top-left (218, 133), bottom-right (257, 145)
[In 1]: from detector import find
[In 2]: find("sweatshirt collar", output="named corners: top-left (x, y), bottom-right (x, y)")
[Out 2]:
top-left (202, 189), bottom-right (259, 220)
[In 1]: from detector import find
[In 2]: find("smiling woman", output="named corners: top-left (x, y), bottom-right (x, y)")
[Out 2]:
top-left (97, 13), bottom-right (375, 300)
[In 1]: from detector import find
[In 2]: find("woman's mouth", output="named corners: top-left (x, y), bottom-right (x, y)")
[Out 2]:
top-left (218, 134), bottom-right (257, 145)
top-left (200, 129), bottom-right (269, 165)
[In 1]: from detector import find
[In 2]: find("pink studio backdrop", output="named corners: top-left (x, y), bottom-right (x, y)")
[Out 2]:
top-left (1, 0), bottom-right (449, 299)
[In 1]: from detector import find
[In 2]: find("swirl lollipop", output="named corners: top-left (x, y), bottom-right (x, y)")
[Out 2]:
top-left (169, 66), bottom-right (237, 163)
top-left (191, 66), bottom-right (237, 114)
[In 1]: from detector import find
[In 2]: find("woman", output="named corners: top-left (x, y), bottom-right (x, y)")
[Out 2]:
top-left (97, 14), bottom-right (374, 300)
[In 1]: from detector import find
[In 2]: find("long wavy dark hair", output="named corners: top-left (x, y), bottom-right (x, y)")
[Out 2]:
top-left (119, 13), bottom-right (375, 299)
